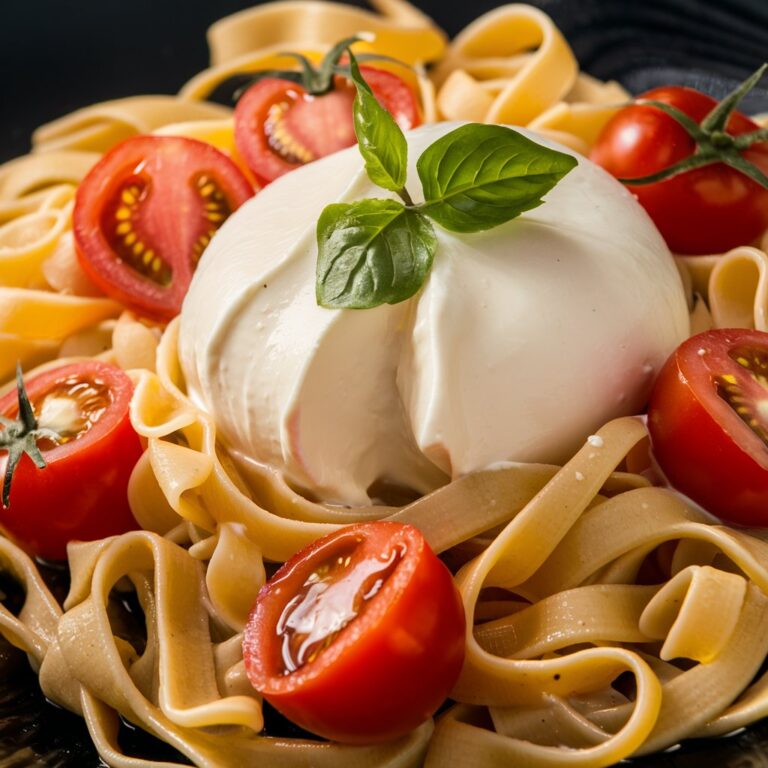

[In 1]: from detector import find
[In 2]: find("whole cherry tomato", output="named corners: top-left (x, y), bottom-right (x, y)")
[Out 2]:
top-left (648, 329), bottom-right (768, 525)
top-left (243, 521), bottom-right (466, 743)
top-left (74, 135), bottom-right (254, 322)
top-left (0, 361), bottom-right (143, 560)
top-left (591, 74), bottom-right (768, 255)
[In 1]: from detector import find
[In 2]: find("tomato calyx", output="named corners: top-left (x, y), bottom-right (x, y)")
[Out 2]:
top-left (0, 365), bottom-right (60, 508)
top-left (233, 35), bottom-right (404, 99)
top-left (620, 63), bottom-right (768, 189)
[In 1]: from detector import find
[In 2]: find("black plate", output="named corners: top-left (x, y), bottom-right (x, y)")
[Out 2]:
top-left (1, 1), bottom-right (768, 766)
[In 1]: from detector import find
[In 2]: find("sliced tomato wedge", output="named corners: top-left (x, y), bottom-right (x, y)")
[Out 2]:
top-left (243, 521), bottom-right (465, 743)
top-left (235, 67), bottom-right (421, 186)
top-left (73, 135), bottom-right (254, 322)
top-left (648, 329), bottom-right (768, 525)
top-left (0, 361), bottom-right (143, 560)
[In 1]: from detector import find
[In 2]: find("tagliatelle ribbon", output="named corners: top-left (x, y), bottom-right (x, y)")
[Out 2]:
top-left (49, 530), bottom-right (434, 768)
top-left (421, 417), bottom-right (768, 766)
top-left (0, 288), bottom-right (121, 381)
top-left (428, 4), bottom-right (633, 154)
top-left (32, 97), bottom-right (232, 155)
top-left (205, 0), bottom-right (446, 68)
top-left (708, 245), bottom-right (768, 330)
top-left (0, 152), bottom-right (100, 200)
top-left (432, 4), bottom-right (578, 124)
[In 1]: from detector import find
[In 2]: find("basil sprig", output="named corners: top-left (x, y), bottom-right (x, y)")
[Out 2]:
top-left (349, 54), bottom-right (409, 198)
top-left (315, 51), bottom-right (578, 310)
top-left (317, 200), bottom-right (436, 308)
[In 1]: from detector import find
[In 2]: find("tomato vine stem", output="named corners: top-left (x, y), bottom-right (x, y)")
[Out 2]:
top-left (619, 63), bottom-right (768, 188)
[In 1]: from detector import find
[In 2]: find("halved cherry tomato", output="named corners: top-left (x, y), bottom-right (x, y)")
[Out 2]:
top-left (0, 361), bottom-right (143, 560)
top-left (243, 521), bottom-right (465, 743)
top-left (648, 329), bottom-right (768, 525)
top-left (73, 135), bottom-right (254, 322)
top-left (591, 85), bottom-right (768, 255)
top-left (234, 68), bottom-right (421, 186)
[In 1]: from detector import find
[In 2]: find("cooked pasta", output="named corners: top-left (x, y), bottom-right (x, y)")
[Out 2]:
top-left (0, 1), bottom-right (767, 767)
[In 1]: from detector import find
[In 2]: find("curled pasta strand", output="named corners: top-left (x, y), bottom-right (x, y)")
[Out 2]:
top-left (432, 5), bottom-right (578, 126)
top-left (41, 230), bottom-right (103, 297)
top-left (205, 0), bottom-right (446, 68)
top-left (32, 97), bottom-right (231, 155)
top-left (0, 205), bottom-right (72, 289)
top-left (708, 245), bottom-right (768, 330)
top-left (0, 151), bottom-right (100, 200)
top-left (0, 287), bottom-right (120, 381)
top-left (0, 538), bottom-right (61, 664)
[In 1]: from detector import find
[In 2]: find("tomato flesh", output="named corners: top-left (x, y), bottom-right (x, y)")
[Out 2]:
top-left (278, 537), bottom-right (404, 673)
top-left (243, 521), bottom-right (465, 743)
top-left (591, 86), bottom-right (768, 255)
top-left (0, 361), bottom-right (143, 560)
top-left (33, 374), bottom-right (112, 449)
top-left (235, 68), bottom-right (421, 186)
top-left (74, 135), bottom-right (254, 322)
top-left (648, 329), bottom-right (768, 525)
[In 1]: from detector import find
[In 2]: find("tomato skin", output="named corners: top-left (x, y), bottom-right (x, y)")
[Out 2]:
top-left (648, 329), bottom-right (768, 525)
top-left (0, 361), bottom-right (143, 560)
top-left (74, 135), bottom-right (254, 322)
top-left (591, 86), bottom-right (768, 255)
top-left (243, 521), bottom-right (465, 743)
top-left (234, 67), bottom-right (421, 186)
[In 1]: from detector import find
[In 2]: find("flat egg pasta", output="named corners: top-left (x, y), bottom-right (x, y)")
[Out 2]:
top-left (205, 0), bottom-right (446, 68)
top-left (13, 319), bottom-right (768, 767)
top-left (32, 97), bottom-right (232, 155)
top-left (0, 1), bottom-right (767, 767)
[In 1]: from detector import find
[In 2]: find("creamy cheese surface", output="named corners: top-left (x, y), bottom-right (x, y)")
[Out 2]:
top-left (179, 122), bottom-right (689, 506)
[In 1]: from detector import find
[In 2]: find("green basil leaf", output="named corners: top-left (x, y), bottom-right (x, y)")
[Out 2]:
top-left (348, 51), bottom-right (408, 194)
top-left (316, 199), bottom-right (436, 309)
top-left (417, 124), bottom-right (578, 233)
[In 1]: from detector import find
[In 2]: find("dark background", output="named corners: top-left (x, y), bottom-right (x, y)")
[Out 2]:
top-left (2, 0), bottom-right (767, 163)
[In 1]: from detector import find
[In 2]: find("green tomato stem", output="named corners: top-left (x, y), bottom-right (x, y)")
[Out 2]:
top-left (0, 364), bottom-right (59, 508)
top-left (621, 64), bottom-right (768, 189)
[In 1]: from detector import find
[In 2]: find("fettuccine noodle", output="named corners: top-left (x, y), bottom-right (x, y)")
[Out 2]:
top-left (1, 1), bottom-right (767, 767)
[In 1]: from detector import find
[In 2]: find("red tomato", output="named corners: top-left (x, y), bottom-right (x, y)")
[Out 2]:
top-left (591, 86), bottom-right (768, 255)
top-left (234, 68), bottom-right (421, 186)
top-left (648, 329), bottom-right (768, 525)
top-left (0, 361), bottom-right (143, 560)
top-left (243, 521), bottom-right (465, 743)
top-left (73, 135), bottom-right (254, 322)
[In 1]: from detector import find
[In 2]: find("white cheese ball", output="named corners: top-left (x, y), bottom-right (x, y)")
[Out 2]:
top-left (180, 122), bottom-right (689, 505)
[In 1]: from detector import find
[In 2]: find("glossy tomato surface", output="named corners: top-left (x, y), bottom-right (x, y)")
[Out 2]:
top-left (591, 86), bottom-right (768, 255)
top-left (0, 361), bottom-right (143, 560)
top-left (648, 329), bottom-right (768, 525)
top-left (73, 135), bottom-right (254, 322)
top-left (243, 521), bottom-right (465, 743)
top-left (234, 67), bottom-right (421, 186)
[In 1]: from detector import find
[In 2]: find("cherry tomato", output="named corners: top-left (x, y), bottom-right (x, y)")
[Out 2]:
top-left (73, 135), bottom-right (254, 322)
top-left (243, 521), bottom-right (465, 743)
top-left (591, 86), bottom-right (768, 255)
top-left (234, 68), bottom-right (421, 186)
top-left (0, 361), bottom-right (143, 560)
top-left (648, 329), bottom-right (768, 525)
